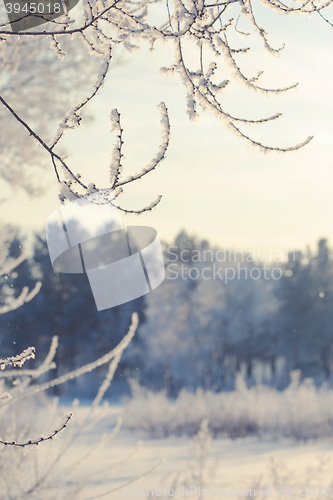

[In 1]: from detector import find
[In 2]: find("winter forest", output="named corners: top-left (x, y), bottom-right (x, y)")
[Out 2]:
top-left (3, 230), bottom-right (333, 397)
top-left (2, 0), bottom-right (333, 498)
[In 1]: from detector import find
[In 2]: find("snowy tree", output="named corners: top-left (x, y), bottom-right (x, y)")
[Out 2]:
top-left (1, 0), bottom-right (333, 206)
top-left (132, 231), bottom-right (281, 393)
top-left (0, 9), bottom-right (103, 197)
top-left (276, 239), bottom-right (333, 380)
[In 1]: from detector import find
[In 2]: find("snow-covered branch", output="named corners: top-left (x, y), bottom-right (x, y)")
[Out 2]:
top-left (0, 225), bottom-right (42, 315)
top-left (0, 347), bottom-right (36, 371)
top-left (1, 0), bottom-right (331, 205)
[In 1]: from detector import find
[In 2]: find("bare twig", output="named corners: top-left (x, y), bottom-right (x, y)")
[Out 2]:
top-left (0, 414), bottom-right (72, 448)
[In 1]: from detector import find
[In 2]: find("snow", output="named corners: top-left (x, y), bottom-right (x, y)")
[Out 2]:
top-left (31, 402), bottom-right (333, 499)
top-left (122, 375), bottom-right (333, 441)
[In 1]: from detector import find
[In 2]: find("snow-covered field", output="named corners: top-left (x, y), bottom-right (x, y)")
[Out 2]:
top-left (32, 403), bottom-right (333, 500)
top-left (3, 394), bottom-right (333, 499)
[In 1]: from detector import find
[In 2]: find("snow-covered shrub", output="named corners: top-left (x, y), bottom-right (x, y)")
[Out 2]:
top-left (123, 372), bottom-right (333, 441)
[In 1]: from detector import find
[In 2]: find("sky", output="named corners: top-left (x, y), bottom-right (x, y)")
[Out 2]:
top-left (3, 2), bottom-right (333, 254)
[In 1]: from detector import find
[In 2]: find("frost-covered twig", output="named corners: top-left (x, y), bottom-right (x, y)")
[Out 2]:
top-left (92, 353), bottom-right (122, 408)
top-left (0, 413), bottom-right (72, 448)
top-left (0, 89), bottom-right (169, 211)
top-left (0, 226), bottom-right (41, 315)
top-left (13, 314), bottom-right (139, 497)
top-left (58, 102), bottom-right (169, 212)
top-left (114, 102), bottom-right (170, 189)
top-left (110, 109), bottom-right (124, 190)
top-left (51, 45), bottom-right (113, 151)
top-left (12, 312), bottom-right (138, 400)
top-left (1, 0), bottom-right (330, 204)
top-left (0, 0), bottom-right (121, 36)
top-left (0, 336), bottom-right (58, 380)
top-left (0, 347), bottom-right (36, 371)
top-left (0, 94), bottom-right (87, 189)
top-left (0, 230), bottom-right (144, 496)
top-left (0, 281), bottom-right (42, 315)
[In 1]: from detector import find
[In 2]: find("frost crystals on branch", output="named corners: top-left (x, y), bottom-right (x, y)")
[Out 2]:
top-left (0, 347), bottom-right (35, 371)
top-left (1, 0), bottom-right (332, 204)
top-left (57, 102), bottom-right (169, 212)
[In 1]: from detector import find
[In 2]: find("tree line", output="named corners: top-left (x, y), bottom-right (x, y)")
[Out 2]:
top-left (1, 228), bottom-right (332, 397)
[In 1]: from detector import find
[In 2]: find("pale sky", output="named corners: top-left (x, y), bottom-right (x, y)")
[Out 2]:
top-left (3, 4), bottom-right (333, 254)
